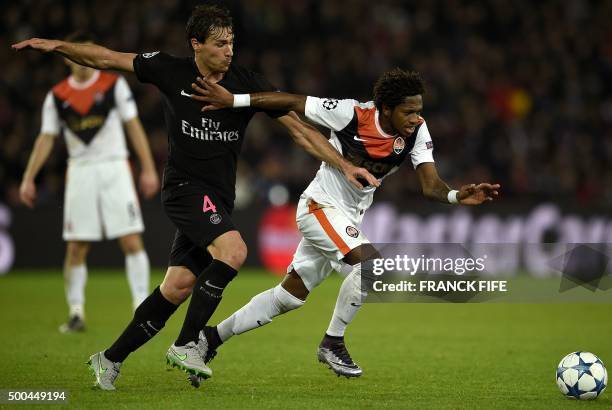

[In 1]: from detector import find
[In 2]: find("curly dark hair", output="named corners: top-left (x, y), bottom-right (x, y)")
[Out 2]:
top-left (373, 68), bottom-right (425, 111)
top-left (186, 4), bottom-right (233, 51)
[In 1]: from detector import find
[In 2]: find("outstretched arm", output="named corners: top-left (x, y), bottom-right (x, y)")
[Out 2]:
top-left (190, 77), bottom-right (306, 113)
top-left (276, 113), bottom-right (379, 189)
top-left (20, 133), bottom-right (57, 208)
top-left (416, 163), bottom-right (500, 205)
top-left (12, 38), bottom-right (136, 72)
top-left (124, 118), bottom-right (160, 199)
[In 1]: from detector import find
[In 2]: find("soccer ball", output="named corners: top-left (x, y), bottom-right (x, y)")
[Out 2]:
top-left (556, 351), bottom-right (607, 400)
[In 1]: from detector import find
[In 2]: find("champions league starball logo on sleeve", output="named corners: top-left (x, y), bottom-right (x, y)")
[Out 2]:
top-left (141, 51), bottom-right (160, 59)
top-left (322, 99), bottom-right (339, 110)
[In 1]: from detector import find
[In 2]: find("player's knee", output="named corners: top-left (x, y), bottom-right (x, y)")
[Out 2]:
top-left (281, 271), bottom-right (309, 300)
top-left (220, 241), bottom-right (247, 269)
top-left (160, 281), bottom-right (192, 304)
top-left (209, 233), bottom-right (248, 270)
top-left (119, 234), bottom-right (143, 254)
top-left (160, 268), bottom-right (195, 304)
top-left (273, 284), bottom-right (305, 313)
top-left (65, 242), bottom-right (90, 265)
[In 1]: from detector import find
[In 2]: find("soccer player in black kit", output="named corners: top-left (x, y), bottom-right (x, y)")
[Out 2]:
top-left (12, 4), bottom-right (378, 390)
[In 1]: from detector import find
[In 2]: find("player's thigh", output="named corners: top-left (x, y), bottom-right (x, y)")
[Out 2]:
top-left (162, 181), bottom-right (237, 254)
top-left (99, 160), bottom-right (144, 240)
top-left (63, 163), bottom-right (102, 241)
top-left (343, 243), bottom-right (381, 266)
top-left (288, 238), bottom-right (335, 292)
top-left (168, 230), bottom-right (213, 277)
top-left (296, 197), bottom-right (369, 264)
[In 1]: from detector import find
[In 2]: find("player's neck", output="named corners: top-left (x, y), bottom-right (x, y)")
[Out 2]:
top-left (72, 70), bottom-right (96, 83)
top-left (377, 113), bottom-right (397, 136)
top-left (194, 58), bottom-right (225, 83)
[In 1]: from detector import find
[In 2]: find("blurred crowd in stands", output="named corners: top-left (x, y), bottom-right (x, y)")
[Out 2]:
top-left (1, 0), bottom-right (611, 208)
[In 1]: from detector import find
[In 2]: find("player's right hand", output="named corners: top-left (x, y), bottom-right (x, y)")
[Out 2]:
top-left (11, 38), bottom-right (61, 53)
top-left (343, 164), bottom-right (380, 190)
top-left (19, 180), bottom-right (37, 208)
top-left (190, 77), bottom-right (234, 111)
top-left (139, 170), bottom-right (160, 199)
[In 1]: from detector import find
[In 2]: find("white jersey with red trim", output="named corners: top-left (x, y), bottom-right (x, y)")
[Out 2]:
top-left (303, 97), bottom-right (434, 222)
top-left (40, 71), bottom-right (138, 164)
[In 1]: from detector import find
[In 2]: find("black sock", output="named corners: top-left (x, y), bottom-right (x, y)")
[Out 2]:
top-left (320, 333), bottom-right (344, 347)
top-left (175, 260), bottom-right (237, 346)
top-left (105, 287), bottom-right (179, 363)
top-left (204, 325), bottom-right (223, 351)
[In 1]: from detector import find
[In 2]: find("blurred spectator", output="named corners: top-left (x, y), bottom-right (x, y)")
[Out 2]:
top-left (2, 0), bottom-right (611, 208)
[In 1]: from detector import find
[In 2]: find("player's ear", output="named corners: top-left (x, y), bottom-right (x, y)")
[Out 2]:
top-left (382, 104), bottom-right (393, 119)
top-left (190, 38), bottom-right (201, 51)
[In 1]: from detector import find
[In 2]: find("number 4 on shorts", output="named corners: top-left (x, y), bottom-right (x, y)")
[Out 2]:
top-left (202, 195), bottom-right (217, 213)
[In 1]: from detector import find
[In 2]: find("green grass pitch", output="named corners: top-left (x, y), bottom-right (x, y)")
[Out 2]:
top-left (0, 269), bottom-right (611, 409)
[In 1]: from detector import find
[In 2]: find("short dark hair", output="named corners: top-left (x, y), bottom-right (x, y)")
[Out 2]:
top-left (64, 31), bottom-right (95, 43)
top-left (373, 68), bottom-right (425, 111)
top-left (186, 4), bottom-right (233, 50)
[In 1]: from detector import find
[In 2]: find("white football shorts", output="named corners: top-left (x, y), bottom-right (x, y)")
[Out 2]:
top-left (63, 159), bottom-right (144, 241)
top-left (288, 195), bottom-right (369, 291)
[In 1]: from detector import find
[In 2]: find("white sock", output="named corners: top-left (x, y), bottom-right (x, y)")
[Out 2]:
top-left (326, 263), bottom-right (368, 337)
top-left (126, 250), bottom-right (150, 310)
top-left (65, 264), bottom-right (87, 319)
top-left (217, 284), bottom-right (305, 342)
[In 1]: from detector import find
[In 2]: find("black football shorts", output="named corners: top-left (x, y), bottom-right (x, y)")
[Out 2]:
top-left (162, 179), bottom-right (235, 276)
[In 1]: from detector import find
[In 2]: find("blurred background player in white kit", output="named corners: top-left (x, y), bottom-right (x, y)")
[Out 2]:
top-left (19, 32), bottom-right (160, 333)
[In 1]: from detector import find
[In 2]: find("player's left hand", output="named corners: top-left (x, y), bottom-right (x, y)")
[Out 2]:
top-left (11, 38), bottom-right (61, 53)
top-left (139, 170), bottom-right (160, 199)
top-left (458, 183), bottom-right (500, 205)
top-left (190, 77), bottom-right (234, 111)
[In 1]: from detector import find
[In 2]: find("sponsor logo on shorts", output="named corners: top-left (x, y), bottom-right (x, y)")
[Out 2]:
top-left (210, 213), bottom-right (222, 224)
top-left (346, 226), bottom-right (359, 238)
top-left (127, 202), bottom-right (138, 222)
top-left (393, 137), bottom-right (405, 154)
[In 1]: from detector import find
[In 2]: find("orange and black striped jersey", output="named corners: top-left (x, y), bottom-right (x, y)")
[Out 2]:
top-left (301, 97), bottom-right (435, 222)
top-left (41, 70), bottom-right (138, 163)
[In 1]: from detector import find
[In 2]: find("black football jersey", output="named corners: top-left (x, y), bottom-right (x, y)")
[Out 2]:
top-left (133, 52), bottom-right (284, 208)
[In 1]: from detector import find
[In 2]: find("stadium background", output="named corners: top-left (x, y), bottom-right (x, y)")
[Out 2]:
top-left (1, 0), bottom-right (611, 273)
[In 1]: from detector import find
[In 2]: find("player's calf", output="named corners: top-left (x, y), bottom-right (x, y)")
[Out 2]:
top-left (214, 283), bottom-right (305, 344)
top-left (104, 286), bottom-right (179, 363)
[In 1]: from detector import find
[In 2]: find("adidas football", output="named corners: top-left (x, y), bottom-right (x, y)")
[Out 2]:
top-left (556, 351), bottom-right (607, 400)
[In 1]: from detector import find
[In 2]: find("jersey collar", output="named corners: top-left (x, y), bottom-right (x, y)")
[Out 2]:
top-left (67, 70), bottom-right (100, 90)
top-left (374, 109), bottom-right (396, 138)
